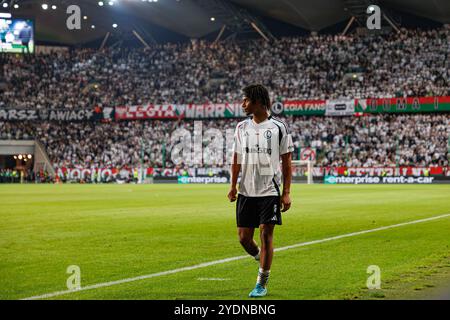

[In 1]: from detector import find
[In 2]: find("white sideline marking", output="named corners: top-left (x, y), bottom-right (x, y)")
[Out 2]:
top-left (22, 213), bottom-right (450, 300)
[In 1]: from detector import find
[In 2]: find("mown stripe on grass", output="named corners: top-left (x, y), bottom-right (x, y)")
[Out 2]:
top-left (22, 213), bottom-right (450, 300)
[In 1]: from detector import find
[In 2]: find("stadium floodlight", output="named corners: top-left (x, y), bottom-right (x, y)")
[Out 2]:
top-left (83, 16), bottom-right (88, 20)
top-left (2, 3), bottom-right (8, 8)
top-left (51, 5), bottom-right (57, 10)
top-left (13, 156), bottom-right (17, 159)
top-left (14, 4), bottom-right (19, 9)
top-left (18, 155), bottom-right (23, 160)
top-left (210, 17), bottom-right (215, 21)
top-left (27, 154), bottom-right (32, 159)
top-left (41, 4), bottom-right (48, 10)
top-left (98, 1), bottom-right (104, 6)
top-left (112, 23), bottom-right (118, 28)
top-left (108, 1), bottom-right (114, 6)
top-left (91, 25), bottom-right (95, 29)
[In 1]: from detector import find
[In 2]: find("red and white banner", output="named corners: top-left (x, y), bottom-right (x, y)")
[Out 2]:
top-left (55, 166), bottom-right (450, 181)
top-left (54, 167), bottom-right (196, 180)
top-left (115, 105), bottom-right (179, 120)
top-left (114, 103), bottom-right (246, 120)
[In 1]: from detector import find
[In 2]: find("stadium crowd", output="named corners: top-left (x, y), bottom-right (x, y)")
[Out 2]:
top-left (1, 27), bottom-right (449, 110)
top-left (1, 27), bottom-right (449, 178)
top-left (1, 114), bottom-right (449, 169)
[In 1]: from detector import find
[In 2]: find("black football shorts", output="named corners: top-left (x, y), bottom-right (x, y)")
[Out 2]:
top-left (236, 194), bottom-right (282, 228)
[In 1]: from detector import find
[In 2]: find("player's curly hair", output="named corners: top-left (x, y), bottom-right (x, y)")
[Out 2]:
top-left (242, 84), bottom-right (270, 111)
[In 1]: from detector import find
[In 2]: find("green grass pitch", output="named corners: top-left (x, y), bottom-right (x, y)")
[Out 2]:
top-left (1, 184), bottom-right (450, 300)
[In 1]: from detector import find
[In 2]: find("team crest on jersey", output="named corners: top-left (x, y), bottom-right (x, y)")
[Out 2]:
top-left (264, 130), bottom-right (272, 139)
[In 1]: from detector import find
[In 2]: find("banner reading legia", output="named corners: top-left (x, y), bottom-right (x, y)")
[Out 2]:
top-left (115, 103), bottom-right (247, 120)
top-left (115, 101), bottom-right (328, 119)
top-left (281, 100), bottom-right (327, 116)
top-left (113, 96), bottom-right (450, 119)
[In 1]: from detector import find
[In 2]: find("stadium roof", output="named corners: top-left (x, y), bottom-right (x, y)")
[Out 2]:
top-left (5, 0), bottom-right (450, 45)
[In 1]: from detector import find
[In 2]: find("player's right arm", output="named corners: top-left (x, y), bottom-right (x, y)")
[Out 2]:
top-left (228, 152), bottom-right (241, 202)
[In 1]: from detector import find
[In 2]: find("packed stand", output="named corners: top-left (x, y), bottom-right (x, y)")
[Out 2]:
top-left (1, 114), bottom-right (449, 169)
top-left (1, 28), bottom-right (449, 110)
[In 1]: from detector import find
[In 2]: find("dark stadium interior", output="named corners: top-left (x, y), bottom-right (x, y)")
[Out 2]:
top-left (7, 0), bottom-right (450, 44)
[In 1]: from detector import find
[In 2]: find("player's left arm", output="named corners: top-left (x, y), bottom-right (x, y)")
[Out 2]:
top-left (280, 152), bottom-right (292, 212)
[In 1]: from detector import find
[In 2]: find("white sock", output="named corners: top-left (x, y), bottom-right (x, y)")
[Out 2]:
top-left (257, 268), bottom-right (270, 288)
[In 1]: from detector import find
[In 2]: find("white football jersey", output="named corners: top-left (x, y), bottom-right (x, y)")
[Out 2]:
top-left (232, 115), bottom-right (294, 197)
